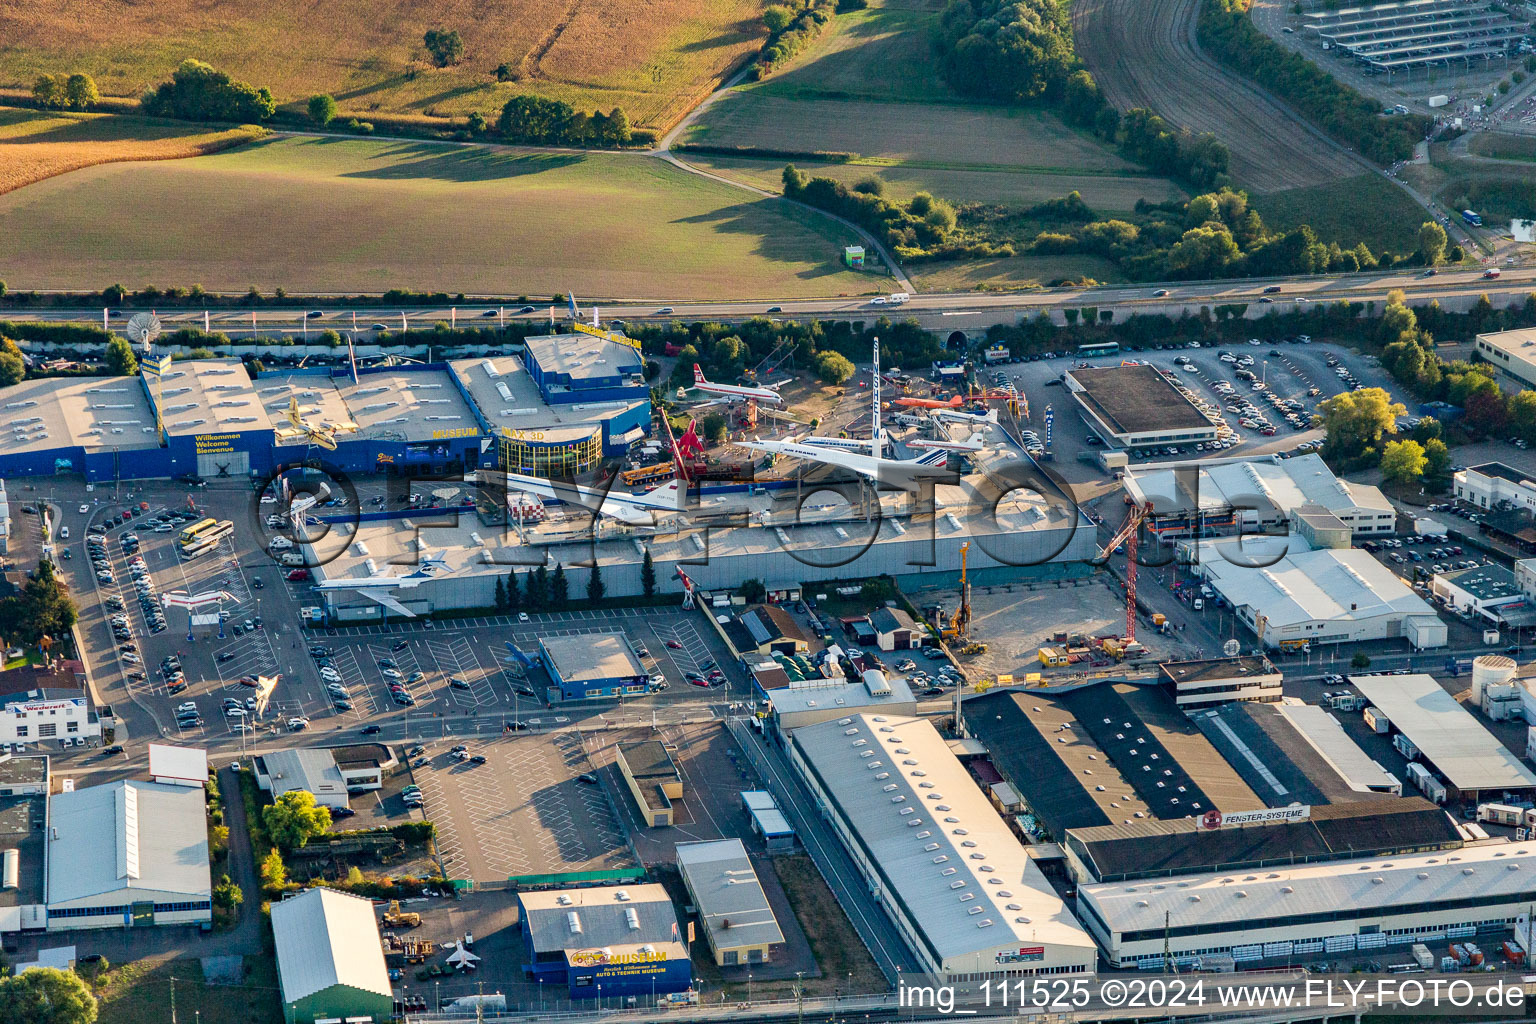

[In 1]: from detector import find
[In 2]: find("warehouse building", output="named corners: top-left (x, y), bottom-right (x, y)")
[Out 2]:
top-left (962, 684), bottom-right (1263, 840)
top-left (753, 665), bottom-right (917, 736)
top-left (46, 780), bottom-right (211, 931)
top-left (1191, 701), bottom-right (1401, 806)
top-left (1124, 454), bottom-right (1395, 538)
top-left (1062, 797), bottom-right (1459, 886)
top-left (1079, 839), bottom-right (1536, 968)
top-left (1349, 673), bottom-right (1536, 802)
top-left (0, 374), bottom-right (169, 481)
top-left (539, 633), bottom-right (649, 702)
top-left (1159, 656), bottom-right (1282, 709)
top-left (1432, 563), bottom-right (1536, 625)
top-left (1064, 364), bottom-right (1219, 449)
top-left (517, 885), bottom-right (692, 999)
top-left (147, 358), bottom-right (276, 480)
top-left (1186, 536), bottom-right (1446, 650)
top-left (272, 887), bottom-right (393, 1024)
top-left (617, 741), bottom-right (683, 828)
top-left (675, 839), bottom-right (784, 966)
top-left (789, 713), bottom-right (1098, 979)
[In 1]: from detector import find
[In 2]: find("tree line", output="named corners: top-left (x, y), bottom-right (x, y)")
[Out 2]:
top-left (933, 0), bottom-right (1230, 191)
top-left (495, 95), bottom-right (631, 147)
top-left (753, 0), bottom-right (860, 78)
top-left (781, 165), bottom-right (988, 259)
top-left (1197, 0), bottom-right (1429, 164)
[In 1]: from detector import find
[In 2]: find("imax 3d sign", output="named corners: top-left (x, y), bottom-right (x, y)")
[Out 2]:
top-left (1198, 805), bottom-right (1311, 830)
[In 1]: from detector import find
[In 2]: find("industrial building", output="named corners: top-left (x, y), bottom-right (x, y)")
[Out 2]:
top-left (1062, 797), bottom-right (1459, 885)
top-left (255, 747), bottom-right (378, 810)
top-left (0, 758), bottom-right (48, 934)
top-left (1063, 364), bottom-right (1220, 449)
top-left (0, 331), bottom-right (651, 484)
top-left (675, 839), bottom-right (784, 966)
top-left (517, 885), bottom-right (692, 1000)
top-left (1303, 0), bottom-right (1526, 75)
top-left (616, 740), bottom-right (683, 828)
top-left (1476, 329), bottom-right (1536, 391)
top-left (1125, 454), bottom-right (1395, 538)
top-left (962, 685), bottom-right (1264, 840)
top-left (46, 780), bottom-right (211, 931)
top-left (1349, 673), bottom-right (1536, 802)
top-left (1454, 461), bottom-right (1536, 512)
top-left (725, 606), bottom-right (811, 658)
top-left (272, 887), bottom-right (394, 1024)
top-left (539, 633), bottom-right (649, 702)
top-left (1432, 563), bottom-right (1536, 625)
top-left (789, 713), bottom-right (1099, 979)
top-left (1159, 656), bottom-right (1282, 709)
top-left (1185, 536), bottom-right (1446, 650)
top-left (751, 662), bottom-right (917, 736)
top-left (1079, 839), bottom-right (1536, 968)
top-left (1191, 701), bottom-right (1401, 806)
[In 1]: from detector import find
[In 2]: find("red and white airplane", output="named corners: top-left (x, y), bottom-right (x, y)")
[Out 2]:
top-left (686, 365), bottom-right (786, 406)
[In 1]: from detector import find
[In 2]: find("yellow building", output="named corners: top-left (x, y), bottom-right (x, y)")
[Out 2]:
top-left (616, 741), bottom-right (683, 828)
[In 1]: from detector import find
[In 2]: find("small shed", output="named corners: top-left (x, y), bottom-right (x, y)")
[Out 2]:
top-left (843, 246), bottom-right (865, 268)
top-left (869, 606), bottom-right (923, 651)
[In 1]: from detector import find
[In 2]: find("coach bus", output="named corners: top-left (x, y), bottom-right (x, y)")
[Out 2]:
top-left (1077, 341), bottom-right (1120, 357)
top-left (180, 520), bottom-right (233, 554)
top-left (178, 517), bottom-right (219, 545)
top-left (1462, 209), bottom-right (1483, 227)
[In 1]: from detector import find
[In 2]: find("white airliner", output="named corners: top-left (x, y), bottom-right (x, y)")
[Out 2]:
top-left (313, 551), bottom-right (456, 617)
top-left (686, 365), bottom-right (786, 406)
top-left (908, 431), bottom-right (988, 454)
top-left (502, 471), bottom-right (685, 527)
top-left (742, 437), bottom-right (957, 489)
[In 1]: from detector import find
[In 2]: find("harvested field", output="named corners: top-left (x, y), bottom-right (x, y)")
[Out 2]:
top-left (907, 254), bottom-right (1124, 291)
top-left (689, 92), bottom-right (1142, 170)
top-left (687, 155), bottom-right (1185, 212)
top-left (1250, 173), bottom-right (1426, 253)
top-left (0, 136), bottom-right (867, 299)
top-left (1070, 0), bottom-right (1366, 191)
top-left (0, 0), bottom-right (765, 130)
top-left (0, 108), bottom-right (263, 195)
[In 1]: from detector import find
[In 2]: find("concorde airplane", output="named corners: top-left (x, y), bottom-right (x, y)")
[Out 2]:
top-left (501, 471), bottom-right (685, 527)
top-left (907, 431), bottom-right (988, 454)
top-left (312, 551), bottom-right (456, 617)
top-left (684, 365), bottom-right (787, 406)
top-left (741, 436), bottom-right (958, 490)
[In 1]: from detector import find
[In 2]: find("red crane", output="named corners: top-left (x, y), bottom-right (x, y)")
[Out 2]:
top-left (1098, 500), bottom-right (1154, 641)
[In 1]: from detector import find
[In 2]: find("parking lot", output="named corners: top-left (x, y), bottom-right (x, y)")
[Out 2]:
top-left (406, 731), bottom-right (635, 884)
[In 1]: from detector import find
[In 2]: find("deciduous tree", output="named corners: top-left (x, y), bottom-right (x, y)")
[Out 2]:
top-left (423, 28), bottom-right (465, 67)
top-left (307, 94), bottom-right (338, 126)
top-left (1379, 439), bottom-right (1426, 484)
top-left (262, 790), bottom-right (332, 851)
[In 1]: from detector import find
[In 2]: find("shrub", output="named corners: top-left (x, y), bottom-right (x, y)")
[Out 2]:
top-left (142, 59), bottom-right (276, 123)
top-left (307, 94), bottom-right (338, 126)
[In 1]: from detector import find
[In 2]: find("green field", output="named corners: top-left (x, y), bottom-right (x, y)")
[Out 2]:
top-left (1250, 173), bottom-right (1428, 255)
top-left (1468, 134), bottom-right (1536, 162)
top-left (95, 956), bottom-right (281, 1024)
top-left (747, 0), bottom-right (952, 103)
top-left (688, 155), bottom-right (1184, 213)
top-left (0, 136), bottom-right (876, 298)
top-left (907, 254), bottom-right (1123, 292)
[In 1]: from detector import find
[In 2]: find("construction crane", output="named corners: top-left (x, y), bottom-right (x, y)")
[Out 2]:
top-left (943, 541), bottom-right (972, 640)
top-left (1097, 501), bottom-right (1154, 642)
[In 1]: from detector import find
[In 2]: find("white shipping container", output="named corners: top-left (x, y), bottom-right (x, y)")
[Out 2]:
top-left (1428, 95), bottom-right (1450, 108)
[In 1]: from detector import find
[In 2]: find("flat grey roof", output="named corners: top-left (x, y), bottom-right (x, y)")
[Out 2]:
top-left (1067, 365), bottom-right (1213, 436)
top-left (540, 632), bottom-right (644, 682)
top-left (1350, 673), bottom-right (1536, 791)
top-left (0, 755), bottom-right (47, 788)
top-left (675, 839), bottom-right (784, 950)
top-left (1160, 657), bottom-right (1277, 686)
top-left (48, 781), bottom-right (210, 905)
top-left (519, 884), bottom-right (679, 952)
top-left (0, 795), bottom-right (45, 910)
top-left (259, 748), bottom-right (348, 803)
top-left (451, 355), bottom-right (645, 444)
top-left (0, 375), bottom-right (160, 454)
top-left (335, 368), bottom-right (478, 442)
top-left (525, 333), bottom-right (643, 381)
top-left (1438, 563), bottom-right (1523, 602)
top-left (792, 713), bottom-right (1095, 964)
top-left (149, 359), bottom-right (270, 436)
top-left (769, 673), bottom-right (916, 716)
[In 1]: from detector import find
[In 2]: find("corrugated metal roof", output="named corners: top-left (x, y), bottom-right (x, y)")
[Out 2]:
top-left (1349, 673), bottom-right (1536, 791)
top-left (676, 840), bottom-right (784, 949)
top-left (792, 713), bottom-right (1094, 964)
top-left (47, 781), bottom-right (209, 905)
top-left (1082, 840), bottom-right (1536, 935)
top-left (271, 887), bottom-right (391, 1004)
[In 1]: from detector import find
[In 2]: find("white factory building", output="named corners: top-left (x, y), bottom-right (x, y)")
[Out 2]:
top-left (1475, 328), bottom-right (1536, 392)
top-left (1079, 840), bottom-right (1536, 968)
top-left (1125, 454), bottom-right (1395, 539)
top-left (46, 780), bottom-right (211, 931)
top-left (1184, 536), bottom-right (1446, 651)
top-left (788, 713), bottom-right (1097, 980)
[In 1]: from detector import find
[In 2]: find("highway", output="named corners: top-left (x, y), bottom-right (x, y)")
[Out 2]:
top-left (11, 264), bottom-right (1536, 338)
